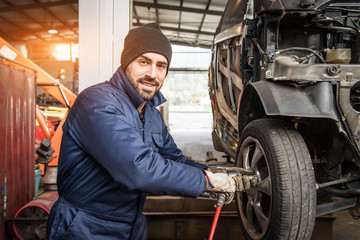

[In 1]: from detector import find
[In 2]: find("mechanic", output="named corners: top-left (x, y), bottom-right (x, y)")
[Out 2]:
top-left (46, 23), bottom-right (237, 240)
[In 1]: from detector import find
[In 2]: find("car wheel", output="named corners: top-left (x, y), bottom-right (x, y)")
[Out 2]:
top-left (236, 118), bottom-right (316, 240)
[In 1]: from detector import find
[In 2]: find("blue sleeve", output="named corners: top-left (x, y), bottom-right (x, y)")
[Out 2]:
top-left (184, 160), bottom-right (208, 169)
top-left (65, 91), bottom-right (205, 197)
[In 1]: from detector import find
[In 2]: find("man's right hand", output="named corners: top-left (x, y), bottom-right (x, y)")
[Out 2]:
top-left (203, 170), bottom-right (236, 193)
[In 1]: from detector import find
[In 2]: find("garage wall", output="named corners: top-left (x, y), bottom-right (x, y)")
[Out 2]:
top-left (78, 0), bottom-right (131, 92)
top-left (35, 60), bottom-right (77, 94)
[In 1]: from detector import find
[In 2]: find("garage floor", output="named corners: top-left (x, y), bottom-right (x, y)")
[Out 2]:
top-left (168, 111), bottom-right (360, 240)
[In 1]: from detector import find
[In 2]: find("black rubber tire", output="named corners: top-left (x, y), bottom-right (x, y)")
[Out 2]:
top-left (235, 119), bottom-right (316, 240)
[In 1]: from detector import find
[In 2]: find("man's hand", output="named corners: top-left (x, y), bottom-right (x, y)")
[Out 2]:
top-left (203, 170), bottom-right (236, 193)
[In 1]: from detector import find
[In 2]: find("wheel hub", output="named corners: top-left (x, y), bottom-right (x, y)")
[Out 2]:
top-left (237, 137), bottom-right (271, 239)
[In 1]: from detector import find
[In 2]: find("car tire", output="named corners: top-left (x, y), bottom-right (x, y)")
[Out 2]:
top-left (235, 118), bottom-right (316, 240)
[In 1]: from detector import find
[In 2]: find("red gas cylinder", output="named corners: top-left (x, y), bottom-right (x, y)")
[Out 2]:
top-left (13, 191), bottom-right (58, 240)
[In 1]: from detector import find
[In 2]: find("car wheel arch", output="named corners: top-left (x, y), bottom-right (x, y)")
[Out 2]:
top-left (239, 81), bottom-right (341, 131)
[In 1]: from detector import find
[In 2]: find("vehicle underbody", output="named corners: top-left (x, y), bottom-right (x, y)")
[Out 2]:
top-left (209, 0), bottom-right (360, 239)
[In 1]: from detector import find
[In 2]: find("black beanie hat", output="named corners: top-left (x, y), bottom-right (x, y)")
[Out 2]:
top-left (121, 23), bottom-right (172, 71)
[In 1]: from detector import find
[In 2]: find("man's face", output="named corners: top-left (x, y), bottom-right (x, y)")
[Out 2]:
top-left (125, 52), bottom-right (168, 101)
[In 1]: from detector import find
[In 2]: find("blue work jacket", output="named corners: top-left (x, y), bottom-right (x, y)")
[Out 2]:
top-left (46, 67), bottom-right (206, 239)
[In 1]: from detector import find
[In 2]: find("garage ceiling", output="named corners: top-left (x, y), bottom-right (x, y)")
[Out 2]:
top-left (0, 0), bottom-right (227, 49)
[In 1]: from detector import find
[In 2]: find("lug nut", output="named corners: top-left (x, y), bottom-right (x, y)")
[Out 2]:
top-left (265, 70), bottom-right (272, 78)
top-left (327, 65), bottom-right (341, 76)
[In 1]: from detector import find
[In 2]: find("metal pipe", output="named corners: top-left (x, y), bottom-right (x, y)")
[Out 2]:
top-left (57, 84), bottom-right (70, 108)
top-left (316, 197), bottom-right (358, 216)
top-left (316, 175), bottom-right (360, 189)
top-left (37, 83), bottom-right (59, 86)
top-left (35, 104), bottom-right (53, 139)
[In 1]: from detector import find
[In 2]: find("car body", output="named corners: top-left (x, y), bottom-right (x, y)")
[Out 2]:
top-left (209, 0), bottom-right (360, 239)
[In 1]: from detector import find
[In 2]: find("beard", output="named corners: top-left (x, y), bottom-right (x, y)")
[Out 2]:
top-left (130, 76), bottom-right (162, 101)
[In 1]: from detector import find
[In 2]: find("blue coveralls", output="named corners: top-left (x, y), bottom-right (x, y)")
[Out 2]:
top-left (46, 67), bottom-right (206, 239)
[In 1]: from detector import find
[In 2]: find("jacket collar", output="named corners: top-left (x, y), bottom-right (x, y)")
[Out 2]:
top-left (109, 67), bottom-right (166, 109)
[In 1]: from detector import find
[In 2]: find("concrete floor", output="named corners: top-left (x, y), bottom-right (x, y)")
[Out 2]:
top-left (168, 111), bottom-right (360, 240)
top-left (169, 111), bottom-right (224, 163)
top-left (333, 210), bottom-right (360, 240)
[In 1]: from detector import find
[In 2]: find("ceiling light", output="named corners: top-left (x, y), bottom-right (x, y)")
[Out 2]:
top-left (48, 29), bottom-right (58, 34)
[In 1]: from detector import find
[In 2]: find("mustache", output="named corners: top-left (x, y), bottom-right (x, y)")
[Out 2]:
top-left (137, 76), bottom-right (160, 86)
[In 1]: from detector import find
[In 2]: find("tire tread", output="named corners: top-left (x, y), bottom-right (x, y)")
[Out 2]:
top-left (238, 119), bottom-right (316, 240)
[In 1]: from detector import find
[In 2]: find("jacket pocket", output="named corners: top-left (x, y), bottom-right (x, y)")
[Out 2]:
top-left (58, 209), bottom-right (83, 240)
top-left (62, 210), bottom-right (132, 239)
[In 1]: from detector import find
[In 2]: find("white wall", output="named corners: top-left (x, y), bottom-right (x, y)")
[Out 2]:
top-left (79, 0), bottom-right (131, 92)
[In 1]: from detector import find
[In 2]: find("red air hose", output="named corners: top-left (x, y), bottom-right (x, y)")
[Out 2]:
top-left (208, 204), bottom-right (222, 240)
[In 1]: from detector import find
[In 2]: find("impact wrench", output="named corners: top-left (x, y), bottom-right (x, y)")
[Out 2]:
top-left (205, 167), bottom-right (258, 240)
